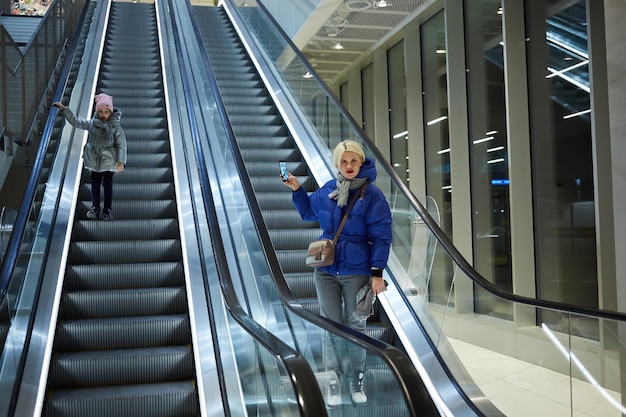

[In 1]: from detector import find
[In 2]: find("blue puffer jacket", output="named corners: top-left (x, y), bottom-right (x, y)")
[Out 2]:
top-left (60, 107), bottom-right (127, 173)
top-left (292, 158), bottom-right (392, 276)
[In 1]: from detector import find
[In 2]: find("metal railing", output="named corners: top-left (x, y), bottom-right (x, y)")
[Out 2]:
top-left (0, 0), bottom-right (87, 272)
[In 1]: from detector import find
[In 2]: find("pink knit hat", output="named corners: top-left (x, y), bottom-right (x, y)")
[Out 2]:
top-left (94, 93), bottom-right (113, 112)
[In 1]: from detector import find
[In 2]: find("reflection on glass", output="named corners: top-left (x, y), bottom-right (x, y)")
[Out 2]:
top-left (361, 63), bottom-right (375, 138)
top-left (388, 40), bottom-right (408, 186)
top-left (421, 10), bottom-right (454, 305)
top-left (526, 0), bottom-right (597, 336)
top-left (464, 0), bottom-right (512, 319)
top-left (340, 80), bottom-right (350, 141)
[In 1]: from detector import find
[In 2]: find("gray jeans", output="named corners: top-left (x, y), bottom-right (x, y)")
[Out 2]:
top-left (314, 269), bottom-right (370, 375)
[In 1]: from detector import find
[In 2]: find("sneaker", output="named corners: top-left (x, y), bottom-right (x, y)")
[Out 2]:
top-left (350, 371), bottom-right (367, 404)
top-left (102, 208), bottom-right (113, 220)
top-left (326, 376), bottom-right (341, 406)
top-left (86, 207), bottom-right (100, 220)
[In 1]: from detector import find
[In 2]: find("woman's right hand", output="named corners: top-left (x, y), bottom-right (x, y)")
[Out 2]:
top-left (281, 173), bottom-right (301, 191)
top-left (52, 102), bottom-right (66, 110)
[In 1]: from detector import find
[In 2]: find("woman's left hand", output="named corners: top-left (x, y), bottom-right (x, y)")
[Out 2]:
top-left (371, 277), bottom-right (387, 295)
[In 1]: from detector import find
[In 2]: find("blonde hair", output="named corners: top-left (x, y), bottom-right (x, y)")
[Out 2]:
top-left (333, 140), bottom-right (365, 168)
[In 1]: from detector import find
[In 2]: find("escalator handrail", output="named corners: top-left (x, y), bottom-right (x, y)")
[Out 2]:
top-left (234, 0), bottom-right (626, 323)
top-left (188, 4), bottom-right (439, 417)
top-left (168, 2), bottom-right (327, 416)
top-left (0, 4), bottom-right (88, 302)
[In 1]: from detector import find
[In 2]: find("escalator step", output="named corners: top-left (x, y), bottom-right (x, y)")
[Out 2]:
top-left (54, 315), bottom-right (191, 351)
top-left (60, 287), bottom-right (188, 318)
top-left (65, 261), bottom-right (184, 290)
top-left (44, 381), bottom-right (198, 417)
top-left (75, 200), bottom-right (178, 220)
top-left (48, 346), bottom-right (194, 388)
top-left (68, 239), bottom-right (182, 264)
top-left (71, 219), bottom-right (179, 241)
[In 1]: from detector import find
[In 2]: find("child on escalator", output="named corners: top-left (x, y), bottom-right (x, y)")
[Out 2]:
top-left (53, 93), bottom-right (127, 220)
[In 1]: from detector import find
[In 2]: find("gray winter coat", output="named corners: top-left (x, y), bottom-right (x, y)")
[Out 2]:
top-left (60, 107), bottom-right (127, 172)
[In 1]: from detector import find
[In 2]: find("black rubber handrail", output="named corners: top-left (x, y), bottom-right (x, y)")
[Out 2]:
top-left (243, 0), bottom-right (626, 324)
top-left (168, 2), bottom-right (327, 416)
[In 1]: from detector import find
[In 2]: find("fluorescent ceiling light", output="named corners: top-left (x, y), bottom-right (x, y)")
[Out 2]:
top-left (392, 130), bottom-right (408, 139)
top-left (437, 148), bottom-right (450, 155)
top-left (487, 146), bottom-right (504, 152)
top-left (563, 109), bottom-right (591, 119)
top-left (426, 115), bottom-right (448, 126)
top-left (546, 60), bottom-right (589, 79)
top-left (332, 43), bottom-right (345, 50)
top-left (473, 136), bottom-right (494, 144)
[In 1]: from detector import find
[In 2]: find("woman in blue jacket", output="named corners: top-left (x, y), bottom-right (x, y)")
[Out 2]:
top-left (282, 140), bottom-right (392, 406)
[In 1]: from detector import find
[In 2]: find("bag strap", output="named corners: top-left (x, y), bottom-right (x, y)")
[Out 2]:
top-left (331, 184), bottom-right (367, 245)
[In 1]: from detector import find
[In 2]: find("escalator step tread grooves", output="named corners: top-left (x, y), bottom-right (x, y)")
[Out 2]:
top-left (194, 5), bottom-right (399, 414)
top-left (43, 3), bottom-right (200, 417)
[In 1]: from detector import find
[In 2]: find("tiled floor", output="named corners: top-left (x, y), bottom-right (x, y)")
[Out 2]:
top-left (448, 338), bottom-right (623, 417)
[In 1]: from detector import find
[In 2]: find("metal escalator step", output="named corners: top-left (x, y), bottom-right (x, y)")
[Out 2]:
top-left (125, 139), bottom-right (170, 153)
top-left (255, 192), bottom-right (305, 210)
top-left (77, 183), bottom-right (175, 201)
top-left (243, 159), bottom-right (303, 175)
top-left (222, 102), bottom-right (275, 116)
top-left (68, 239), bottom-right (181, 265)
top-left (65, 262), bottom-right (184, 291)
top-left (283, 273), bottom-right (317, 299)
top-left (103, 50), bottom-right (157, 60)
top-left (222, 95), bottom-right (270, 107)
top-left (263, 210), bottom-right (320, 230)
top-left (76, 200), bottom-right (177, 220)
top-left (61, 287), bottom-right (187, 319)
top-left (98, 78), bottom-right (162, 91)
top-left (99, 71), bottom-right (160, 83)
top-left (48, 346), bottom-right (194, 388)
top-left (99, 95), bottom-right (165, 110)
top-left (104, 166), bottom-right (173, 183)
top-left (122, 126), bottom-right (169, 138)
top-left (71, 219), bottom-right (179, 241)
top-left (269, 228), bottom-right (321, 250)
top-left (273, 250), bottom-right (309, 274)
top-left (366, 323), bottom-right (394, 344)
top-left (43, 381), bottom-right (198, 417)
top-left (81, 166), bottom-right (175, 184)
top-left (228, 113), bottom-right (283, 126)
top-left (239, 147), bottom-right (298, 161)
top-left (232, 124), bottom-right (287, 136)
top-left (54, 315), bottom-right (190, 351)
top-left (250, 177), bottom-right (297, 193)
top-left (121, 153), bottom-right (172, 168)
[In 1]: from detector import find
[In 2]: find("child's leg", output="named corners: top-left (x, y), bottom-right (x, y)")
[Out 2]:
top-left (90, 171), bottom-right (103, 209)
top-left (102, 171), bottom-right (115, 212)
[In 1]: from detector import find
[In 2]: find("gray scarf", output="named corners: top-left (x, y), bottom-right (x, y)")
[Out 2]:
top-left (328, 174), bottom-right (368, 207)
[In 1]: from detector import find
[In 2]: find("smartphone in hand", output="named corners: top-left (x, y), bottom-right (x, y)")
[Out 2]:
top-left (279, 161), bottom-right (288, 181)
